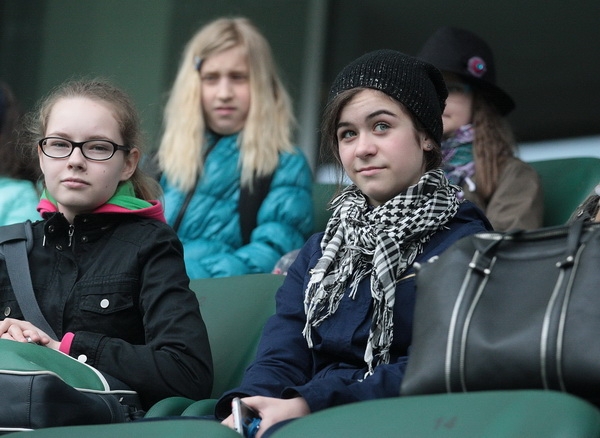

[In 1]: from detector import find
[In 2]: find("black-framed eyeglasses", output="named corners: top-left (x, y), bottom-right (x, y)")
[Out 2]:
top-left (38, 137), bottom-right (130, 161)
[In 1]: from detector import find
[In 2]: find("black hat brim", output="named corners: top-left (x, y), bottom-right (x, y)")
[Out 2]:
top-left (461, 74), bottom-right (515, 116)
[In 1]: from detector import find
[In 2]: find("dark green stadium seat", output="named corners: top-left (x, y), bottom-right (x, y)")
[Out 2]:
top-left (145, 395), bottom-right (217, 419)
top-left (275, 390), bottom-right (600, 437)
top-left (194, 273), bottom-right (284, 398)
top-left (144, 273), bottom-right (285, 418)
top-left (311, 183), bottom-right (338, 233)
top-left (2, 418), bottom-right (239, 437)
top-left (528, 157), bottom-right (600, 227)
top-left (143, 396), bottom-right (197, 418)
top-left (14, 391), bottom-right (600, 437)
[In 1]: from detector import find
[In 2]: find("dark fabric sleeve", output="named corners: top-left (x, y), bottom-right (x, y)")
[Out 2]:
top-left (485, 158), bottom-right (544, 231)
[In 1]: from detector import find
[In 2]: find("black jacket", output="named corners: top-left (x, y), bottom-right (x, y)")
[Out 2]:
top-left (0, 212), bottom-right (213, 408)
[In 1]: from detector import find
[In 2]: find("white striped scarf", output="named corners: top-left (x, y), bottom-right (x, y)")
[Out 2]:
top-left (303, 168), bottom-right (460, 376)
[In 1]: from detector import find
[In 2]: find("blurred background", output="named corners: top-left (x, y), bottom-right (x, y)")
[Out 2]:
top-left (1, 0), bottom-right (599, 174)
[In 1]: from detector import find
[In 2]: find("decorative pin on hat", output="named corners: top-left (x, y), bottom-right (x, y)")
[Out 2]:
top-left (417, 26), bottom-right (515, 115)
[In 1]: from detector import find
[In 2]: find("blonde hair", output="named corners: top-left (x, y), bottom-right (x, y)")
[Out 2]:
top-left (471, 91), bottom-right (515, 200)
top-left (158, 17), bottom-right (295, 192)
top-left (21, 78), bottom-right (161, 201)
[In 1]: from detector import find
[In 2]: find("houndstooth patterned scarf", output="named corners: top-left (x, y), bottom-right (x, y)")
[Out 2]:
top-left (303, 168), bottom-right (460, 376)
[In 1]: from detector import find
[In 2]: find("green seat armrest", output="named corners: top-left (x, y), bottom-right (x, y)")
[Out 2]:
top-left (143, 396), bottom-right (196, 418)
top-left (181, 398), bottom-right (218, 416)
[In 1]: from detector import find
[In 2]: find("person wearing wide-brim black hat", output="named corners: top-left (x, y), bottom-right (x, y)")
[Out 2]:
top-left (417, 26), bottom-right (544, 231)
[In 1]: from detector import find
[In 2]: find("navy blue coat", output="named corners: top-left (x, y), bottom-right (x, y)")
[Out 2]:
top-left (216, 201), bottom-right (491, 416)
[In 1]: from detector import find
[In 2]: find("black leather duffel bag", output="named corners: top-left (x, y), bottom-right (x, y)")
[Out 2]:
top-left (401, 221), bottom-right (600, 406)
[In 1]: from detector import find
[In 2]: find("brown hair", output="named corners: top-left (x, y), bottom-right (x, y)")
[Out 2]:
top-left (471, 90), bottom-right (515, 200)
top-left (20, 78), bottom-right (161, 200)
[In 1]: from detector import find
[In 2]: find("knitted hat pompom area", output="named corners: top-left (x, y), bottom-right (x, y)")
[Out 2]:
top-left (328, 49), bottom-right (448, 144)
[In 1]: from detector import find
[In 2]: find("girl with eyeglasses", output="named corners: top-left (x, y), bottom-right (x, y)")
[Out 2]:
top-left (0, 79), bottom-right (213, 410)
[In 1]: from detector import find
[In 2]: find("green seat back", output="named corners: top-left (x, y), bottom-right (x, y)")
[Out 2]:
top-left (312, 183), bottom-right (338, 234)
top-left (276, 390), bottom-right (600, 437)
top-left (2, 418), bottom-right (240, 437)
top-left (143, 396), bottom-right (196, 418)
top-left (528, 157), bottom-right (600, 226)
top-left (191, 273), bottom-right (285, 399)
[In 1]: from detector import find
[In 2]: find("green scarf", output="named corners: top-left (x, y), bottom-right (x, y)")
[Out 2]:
top-left (40, 181), bottom-right (151, 212)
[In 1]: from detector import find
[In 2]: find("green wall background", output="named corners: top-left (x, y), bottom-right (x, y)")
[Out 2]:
top-left (3, 0), bottom-right (599, 166)
top-left (0, 0), bottom-right (309, 153)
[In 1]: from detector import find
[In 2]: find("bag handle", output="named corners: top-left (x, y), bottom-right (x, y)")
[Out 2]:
top-left (471, 221), bottom-right (588, 275)
top-left (558, 219), bottom-right (585, 268)
top-left (0, 221), bottom-right (58, 339)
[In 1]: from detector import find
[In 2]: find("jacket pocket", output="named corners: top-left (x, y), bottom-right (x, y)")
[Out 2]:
top-left (79, 290), bottom-right (134, 315)
top-left (76, 281), bottom-right (142, 339)
top-left (77, 275), bottom-right (139, 315)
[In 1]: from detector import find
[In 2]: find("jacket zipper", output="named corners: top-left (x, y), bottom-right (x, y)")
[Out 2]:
top-left (68, 225), bottom-right (74, 247)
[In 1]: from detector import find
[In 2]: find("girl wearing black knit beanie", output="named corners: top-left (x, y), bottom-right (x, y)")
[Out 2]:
top-left (216, 49), bottom-right (492, 436)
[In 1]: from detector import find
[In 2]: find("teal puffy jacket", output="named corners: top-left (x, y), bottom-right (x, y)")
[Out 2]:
top-left (161, 133), bottom-right (314, 279)
top-left (0, 176), bottom-right (40, 226)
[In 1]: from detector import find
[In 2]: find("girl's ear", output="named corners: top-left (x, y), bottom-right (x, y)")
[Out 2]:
top-left (120, 148), bottom-right (140, 181)
top-left (38, 146), bottom-right (46, 175)
top-left (421, 137), bottom-right (433, 151)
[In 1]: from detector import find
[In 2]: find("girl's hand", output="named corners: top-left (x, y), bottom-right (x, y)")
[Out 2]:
top-left (0, 318), bottom-right (59, 349)
top-left (221, 412), bottom-right (235, 429)
top-left (221, 396), bottom-right (310, 438)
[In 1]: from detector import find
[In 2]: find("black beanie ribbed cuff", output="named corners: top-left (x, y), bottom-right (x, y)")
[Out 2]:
top-left (328, 49), bottom-right (447, 143)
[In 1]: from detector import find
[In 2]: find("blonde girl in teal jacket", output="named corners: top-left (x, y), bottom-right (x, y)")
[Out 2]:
top-left (157, 17), bottom-right (313, 279)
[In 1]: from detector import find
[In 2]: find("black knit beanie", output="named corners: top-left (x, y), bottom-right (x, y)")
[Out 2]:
top-left (328, 49), bottom-right (447, 143)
